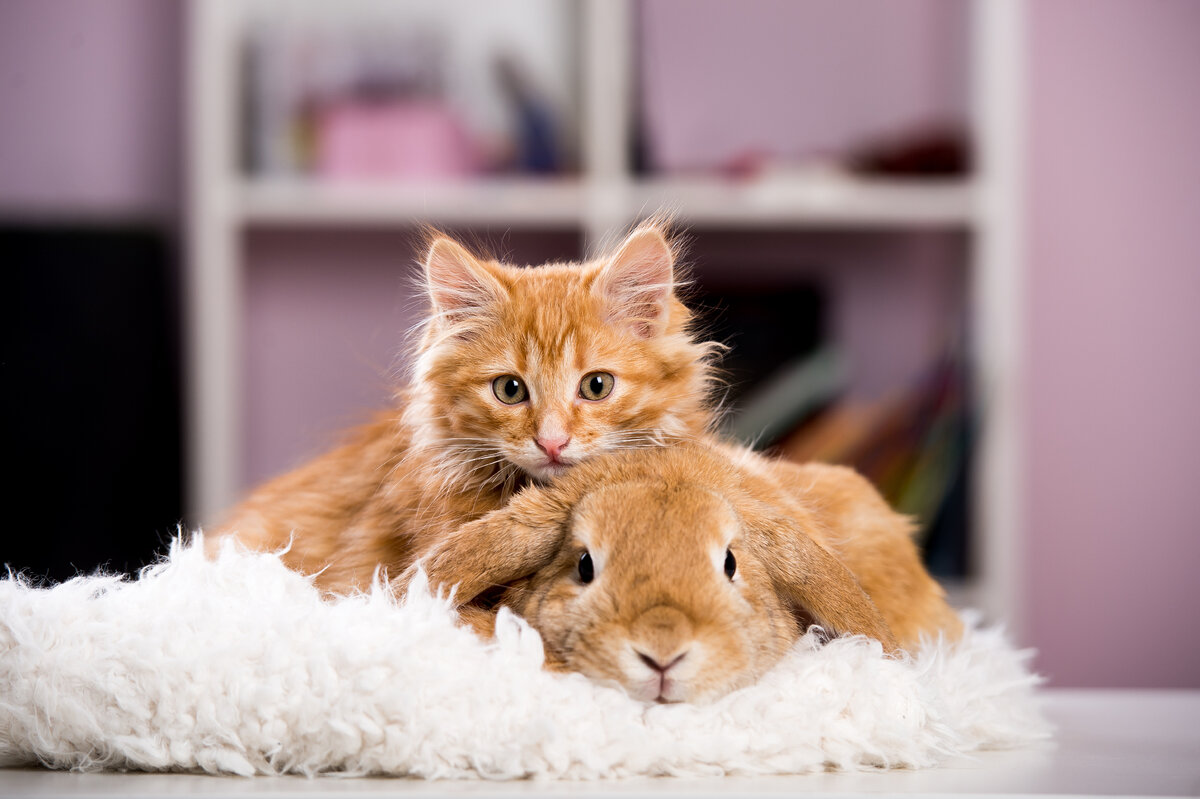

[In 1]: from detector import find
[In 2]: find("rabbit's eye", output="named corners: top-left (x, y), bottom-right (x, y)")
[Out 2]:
top-left (578, 551), bottom-right (595, 584)
top-left (724, 549), bottom-right (737, 580)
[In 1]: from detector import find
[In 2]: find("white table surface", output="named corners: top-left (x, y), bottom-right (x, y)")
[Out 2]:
top-left (2, 689), bottom-right (1197, 798)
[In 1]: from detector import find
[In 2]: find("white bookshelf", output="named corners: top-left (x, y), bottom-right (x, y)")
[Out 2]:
top-left (238, 178), bottom-right (589, 227)
top-left (632, 175), bottom-right (977, 229)
top-left (237, 174), bottom-right (976, 229)
top-left (186, 0), bottom-right (1026, 633)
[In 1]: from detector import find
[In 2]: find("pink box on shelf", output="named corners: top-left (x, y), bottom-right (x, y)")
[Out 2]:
top-left (314, 100), bottom-right (479, 180)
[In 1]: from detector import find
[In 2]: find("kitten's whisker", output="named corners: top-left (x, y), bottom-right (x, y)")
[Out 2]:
top-left (448, 452), bottom-right (506, 467)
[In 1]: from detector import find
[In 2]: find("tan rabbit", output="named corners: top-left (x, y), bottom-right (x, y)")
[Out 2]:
top-left (398, 441), bottom-right (962, 703)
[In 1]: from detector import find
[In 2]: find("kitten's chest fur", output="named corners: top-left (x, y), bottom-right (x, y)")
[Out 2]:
top-left (215, 411), bottom-right (526, 592)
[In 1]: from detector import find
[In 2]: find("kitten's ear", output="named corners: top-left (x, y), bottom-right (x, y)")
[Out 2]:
top-left (594, 225), bottom-right (675, 339)
top-left (424, 236), bottom-right (505, 319)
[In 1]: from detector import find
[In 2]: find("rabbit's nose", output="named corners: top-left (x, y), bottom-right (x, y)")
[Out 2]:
top-left (637, 650), bottom-right (688, 674)
top-left (631, 605), bottom-right (695, 667)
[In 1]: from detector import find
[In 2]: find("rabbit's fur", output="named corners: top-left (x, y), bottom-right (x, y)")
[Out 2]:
top-left (401, 441), bottom-right (961, 703)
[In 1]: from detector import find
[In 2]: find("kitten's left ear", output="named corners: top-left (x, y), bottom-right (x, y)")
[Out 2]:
top-left (594, 224), bottom-right (675, 339)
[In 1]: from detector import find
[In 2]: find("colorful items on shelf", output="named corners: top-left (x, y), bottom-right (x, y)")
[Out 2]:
top-left (244, 15), bottom-right (566, 182)
top-left (315, 100), bottom-right (479, 180)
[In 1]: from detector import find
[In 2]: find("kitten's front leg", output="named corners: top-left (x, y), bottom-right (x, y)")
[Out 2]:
top-left (393, 495), bottom-right (565, 609)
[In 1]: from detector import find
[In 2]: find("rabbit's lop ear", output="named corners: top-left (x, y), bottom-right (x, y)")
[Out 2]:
top-left (403, 491), bottom-right (568, 607)
top-left (756, 518), bottom-right (900, 653)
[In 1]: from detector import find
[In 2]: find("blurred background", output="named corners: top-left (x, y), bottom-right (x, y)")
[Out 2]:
top-left (1, 0), bottom-right (1197, 689)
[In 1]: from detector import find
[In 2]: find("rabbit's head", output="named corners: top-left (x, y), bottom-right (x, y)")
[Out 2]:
top-left (509, 477), bottom-right (808, 702)
top-left (409, 442), bottom-right (912, 703)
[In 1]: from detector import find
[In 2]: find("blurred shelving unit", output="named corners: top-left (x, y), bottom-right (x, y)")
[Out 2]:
top-left (186, 0), bottom-right (1025, 630)
top-left (238, 178), bottom-right (589, 228)
top-left (630, 175), bottom-right (977, 229)
top-left (236, 175), bottom-right (975, 229)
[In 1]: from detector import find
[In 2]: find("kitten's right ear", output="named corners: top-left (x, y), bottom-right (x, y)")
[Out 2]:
top-left (594, 224), bottom-right (676, 339)
top-left (424, 237), bottom-right (505, 320)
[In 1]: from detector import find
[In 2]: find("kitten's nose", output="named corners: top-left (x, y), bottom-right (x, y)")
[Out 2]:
top-left (535, 436), bottom-right (570, 460)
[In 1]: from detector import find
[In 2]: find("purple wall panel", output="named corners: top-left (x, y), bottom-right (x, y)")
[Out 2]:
top-left (0, 0), bottom-right (180, 215)
top-left (1025, 0), bottom-right (1200, 687)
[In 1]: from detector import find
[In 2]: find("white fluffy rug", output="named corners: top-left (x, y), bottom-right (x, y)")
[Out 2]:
top-left (0, 538), bottom-right (1048, 778)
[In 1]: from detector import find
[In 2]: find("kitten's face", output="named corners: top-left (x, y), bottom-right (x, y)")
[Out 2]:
top-left (410, 227), bottom-right (714, 483)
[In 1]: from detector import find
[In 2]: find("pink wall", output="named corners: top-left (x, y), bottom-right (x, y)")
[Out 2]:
top-left (1025, 0), bottom-right (1200, 687)
top-left (0, 0), bottom-right (180, 216)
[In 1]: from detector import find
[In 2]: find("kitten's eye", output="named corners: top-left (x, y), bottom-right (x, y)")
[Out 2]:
top-left (724, 549), bottom-right (737, 581)
top-left (578, 551), bottom-right (595, 584)
top-left (579, 371), bottom-right (615, 401)
top-left (492, 375), bottom-right (528, 405)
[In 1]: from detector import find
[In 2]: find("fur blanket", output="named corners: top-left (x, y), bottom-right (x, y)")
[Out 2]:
top-left (0, 539), bottom-right (1048, 778)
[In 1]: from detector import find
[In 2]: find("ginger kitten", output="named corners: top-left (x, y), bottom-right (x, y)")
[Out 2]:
top-left (210, 221), bottom-right (720, 591)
